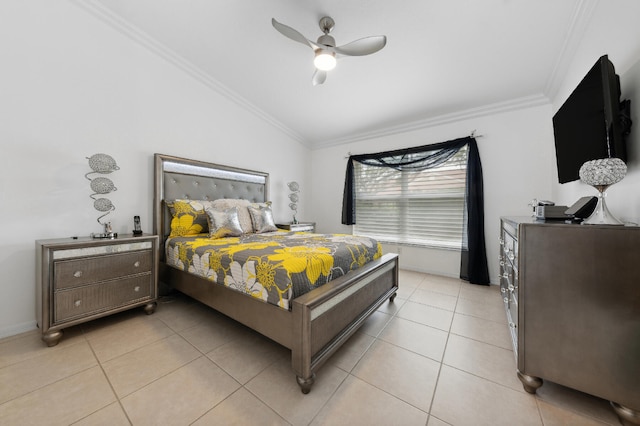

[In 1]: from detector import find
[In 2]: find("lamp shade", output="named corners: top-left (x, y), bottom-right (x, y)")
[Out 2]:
top-left (578, 157), bottom-right (626, 225)
top-left (579, 158), bottom-right (627, 187)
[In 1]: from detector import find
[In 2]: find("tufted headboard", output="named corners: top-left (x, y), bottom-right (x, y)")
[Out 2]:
top-left (153, 153), bottom-right (269, 261)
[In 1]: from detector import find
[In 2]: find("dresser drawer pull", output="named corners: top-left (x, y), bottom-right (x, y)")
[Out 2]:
top-left (73, 270), bottom-right (83, 278)
top-left (134, 261), bottom-right (141, 268)
top-left (74, 300), bottom-right (82, 307)
top-left (509, 322), bottom-right (516, 329)
top-left (503, 297), bottom-right (509, 303)
top-left (134, 286), bottom-right (140, 292)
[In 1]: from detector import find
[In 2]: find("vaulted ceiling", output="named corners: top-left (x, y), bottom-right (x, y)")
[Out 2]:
top-left (84, 0), bottom-right (595, 148)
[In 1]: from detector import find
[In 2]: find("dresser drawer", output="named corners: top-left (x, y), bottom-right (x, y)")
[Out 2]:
top-left (54, 250), bottom-right (152, 289)
top-left (54, 274), bottom-right (152, 323)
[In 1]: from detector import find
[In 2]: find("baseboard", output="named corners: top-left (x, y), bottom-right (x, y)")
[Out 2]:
top-left (0, 321), bottom-right (38, 340)
top-left (399, 266), bottom-right (498, 285)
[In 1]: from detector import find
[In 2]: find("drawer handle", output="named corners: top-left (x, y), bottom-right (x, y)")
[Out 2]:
top-left (74, 300), bottom-right (82, 307)
top-left (134, 286), bottom-right (140, 292)
top-left (73, 270), bottom-right (83, 278)
top-left (500, 287), bottom-right (506, 293)
top-left (508, 285), bottom-right (515, 292)
top-left (134, 261), bottom-right (141, 268)
top-left (509, 322), bottom-right (516, 328)
top-left (503, 297), bottom-right (508, 303)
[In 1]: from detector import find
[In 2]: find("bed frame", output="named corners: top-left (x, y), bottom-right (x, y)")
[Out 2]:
top-left (153, 153), bottom-right (399, 393)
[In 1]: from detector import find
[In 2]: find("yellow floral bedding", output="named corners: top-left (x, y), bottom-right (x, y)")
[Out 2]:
top-left (166, 231), bottom-right (382, 310)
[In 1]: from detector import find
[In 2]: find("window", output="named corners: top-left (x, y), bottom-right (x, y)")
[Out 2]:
top-left (353, 145), bottom-right (467, 249)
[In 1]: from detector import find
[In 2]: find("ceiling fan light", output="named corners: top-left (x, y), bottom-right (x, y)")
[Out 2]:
top-left (314, 50), bottom-right (336, 71)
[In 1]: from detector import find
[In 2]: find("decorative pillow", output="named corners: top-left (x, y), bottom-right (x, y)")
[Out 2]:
top-left (248, 204), bottom-right (278, 233)
top-left (250, 201), bottom-right (273, 209)
top-left (166, 200), bottom-right (209, 237)
top-left (209, 199), bottom-right (253, 234)
top-left (205, 206), bottom-right (244, 239)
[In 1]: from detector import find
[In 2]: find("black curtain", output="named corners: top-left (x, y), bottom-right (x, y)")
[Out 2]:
top-left (342, 136), bottom-right (490, 285)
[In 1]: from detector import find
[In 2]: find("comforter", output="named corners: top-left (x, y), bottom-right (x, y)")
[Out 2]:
top-left (166, 231), bottom-right (382, 310)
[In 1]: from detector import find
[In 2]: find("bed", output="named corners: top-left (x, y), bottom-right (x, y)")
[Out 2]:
top-left (153, 153), bottom-right (399, 393)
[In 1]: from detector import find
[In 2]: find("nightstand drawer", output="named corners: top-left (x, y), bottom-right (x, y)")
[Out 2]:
top-left (54, 274), bottom-right (152, 322)
top-left (54, 250), bottom-right (153, 289)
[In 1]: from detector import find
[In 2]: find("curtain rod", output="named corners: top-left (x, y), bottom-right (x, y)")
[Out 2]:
top-left (345, 131), bottom-right (483, 158)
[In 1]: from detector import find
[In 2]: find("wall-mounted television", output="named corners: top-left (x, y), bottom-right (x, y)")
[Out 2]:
top-left (552, 55), bottom-right (632, 184)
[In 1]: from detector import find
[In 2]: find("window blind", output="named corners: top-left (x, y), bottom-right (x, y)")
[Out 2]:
top-left (353, 146), bottom-right (467, 248)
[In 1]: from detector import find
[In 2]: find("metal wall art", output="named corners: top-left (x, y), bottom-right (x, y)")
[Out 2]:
top-left (86, 153), bottom-right (119, 238)
top-left (287, 181), bottom-right (300, 224)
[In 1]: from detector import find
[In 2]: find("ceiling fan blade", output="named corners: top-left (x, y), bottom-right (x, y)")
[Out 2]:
top-left (334, 35), bottom-right (387, 56)
top-left (312, 70), bottom-right (327, 86)
top-left (272, 18), bottom-right (317, 49)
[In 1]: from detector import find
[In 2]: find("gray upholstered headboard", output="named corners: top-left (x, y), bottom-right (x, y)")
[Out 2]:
top-left (153, 153), bottom-right (269, 261)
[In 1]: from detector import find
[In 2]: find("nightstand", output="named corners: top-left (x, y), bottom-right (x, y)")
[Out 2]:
top-left (36, 234), bottom-right (158, 346)
top-left (276, 222), bottom-right (316, 232)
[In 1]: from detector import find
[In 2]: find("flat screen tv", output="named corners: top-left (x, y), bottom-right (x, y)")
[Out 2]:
top-left (552, 54), bottom-right (631, 183)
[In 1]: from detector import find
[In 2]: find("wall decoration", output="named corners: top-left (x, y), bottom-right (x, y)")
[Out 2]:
top-left (287, 181), bottom-right (300, 224)
top-left (85, 153), bottom-right (119, 238)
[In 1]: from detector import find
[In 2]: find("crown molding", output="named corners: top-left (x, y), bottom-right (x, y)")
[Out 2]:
top-left (543, 0), bottom-right (599, 102)
top-left (69, 1), bottom-right (558, 151)
top-left (70, 0), bottom-right (308, 147)
top-left (313, 94), bottom-right (550, 149)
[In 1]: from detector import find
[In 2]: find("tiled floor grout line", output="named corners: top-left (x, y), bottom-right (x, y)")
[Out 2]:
top-left (422, 278), bottom-right (461, 426)
top-left (350, 279), bottom-right (439, 420)
top-left (84, 337), bottom-right (134, 426)
top-left (305, 291), bottom-right (411, 425)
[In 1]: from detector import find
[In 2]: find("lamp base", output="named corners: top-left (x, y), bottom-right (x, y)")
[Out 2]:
top-left (582, 188), bottom-right (623, 226)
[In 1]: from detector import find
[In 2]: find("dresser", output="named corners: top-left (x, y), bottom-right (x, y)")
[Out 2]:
top-left (499, 217), bottom-right (640, 425)
top-left (36, 235), bottom-right (158, 346)
top-left (276, 222), bottom-right (316, 232)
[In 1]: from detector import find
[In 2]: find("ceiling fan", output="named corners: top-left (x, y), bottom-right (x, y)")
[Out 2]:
top-left (272, 16), bottom-right (387, 86)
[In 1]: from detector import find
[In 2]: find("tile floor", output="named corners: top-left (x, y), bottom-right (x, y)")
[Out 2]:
top-left (0, 270), bottom-right (624, 425)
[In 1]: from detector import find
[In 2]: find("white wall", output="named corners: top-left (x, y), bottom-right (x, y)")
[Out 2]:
top-left (0, 1), bottom-right (309, 337)
top-left (551, 2), bottom-right (640, 222)
top-left (310, 0), bottom-right (640, 284)
top-left (4, 1), bottom-right (640, 338)
top-left (310, 103), bottom-right (556, 283)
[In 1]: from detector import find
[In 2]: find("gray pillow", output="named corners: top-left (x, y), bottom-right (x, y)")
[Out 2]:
top-left (208, 199), bottom-right (253, 234)
top-left (248, 205), bottom-right (278, 233)
top-left (205, 206), bottom-right (244, 239)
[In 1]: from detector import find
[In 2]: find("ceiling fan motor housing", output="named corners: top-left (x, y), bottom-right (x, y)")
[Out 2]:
top-left (317, 34), bottom-right (336, 47)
